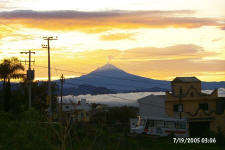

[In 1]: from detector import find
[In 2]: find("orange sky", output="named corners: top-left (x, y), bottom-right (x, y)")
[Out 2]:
top-left (0, 0), bottom-right (225, 81)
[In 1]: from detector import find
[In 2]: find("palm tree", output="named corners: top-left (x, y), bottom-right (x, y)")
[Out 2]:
top-left (0, 57), bottom-right (24, 112)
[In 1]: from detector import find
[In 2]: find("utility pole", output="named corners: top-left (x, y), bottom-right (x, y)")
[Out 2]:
top-left (42, 36), bottom-right (58, 120)
top-left (20, 50), bottom-right (35, 109)
top-left (178, 88), bottom-right (183, 119)
top-left (60, 74), bottom-right (65, 121)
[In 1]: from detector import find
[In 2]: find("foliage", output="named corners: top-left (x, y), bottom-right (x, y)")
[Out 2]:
top-left (91, 106), bottom-right (138, 124)
top-left (15, 80), bottom-right (59, 113)
top-left (0, 57), bottom-right (24, 112)
top-left (0, 108), bottom-right (224, 150)
top-left (0, 109), bottom-right (57, 150)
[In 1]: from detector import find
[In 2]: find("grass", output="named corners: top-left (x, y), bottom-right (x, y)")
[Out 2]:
top-left (0, 110), bottom-right (224, 150)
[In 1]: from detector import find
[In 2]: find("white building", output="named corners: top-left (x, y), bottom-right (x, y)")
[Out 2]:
top-left (62, 98), bottom-right (91, 112)
top-left (60, 98), bottom-right (92, 122)
top-left (137, 95), bottom-right (168, 118)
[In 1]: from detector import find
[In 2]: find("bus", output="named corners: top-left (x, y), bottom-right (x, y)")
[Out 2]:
top-left (130, 116), bottom-right (189, 137)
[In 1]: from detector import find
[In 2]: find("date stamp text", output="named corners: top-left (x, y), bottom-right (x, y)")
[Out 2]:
top-left (173, 137), bottom-right (216, 144)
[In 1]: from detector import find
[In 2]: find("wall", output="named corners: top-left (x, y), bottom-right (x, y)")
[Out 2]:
top-left (166, 81), bottom-right (225, 135)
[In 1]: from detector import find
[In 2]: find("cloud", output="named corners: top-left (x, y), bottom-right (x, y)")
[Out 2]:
top-left (0, 1), bottom-right (17, 10)
top-left (50, 43), bottom-right (223, 72)
top-left (0, 3), bottom-right (5, 8)
top-left (0, 24), bottom-right (36, 41)
top-left (220, 26), bottom-right (225, 30)
top-left (0, 10), bottom-right (222, 33)
top-left (114, 44), bottom-right (218, 60)
top-left (4, 42), bottom-right (223, 81)
top-left (56, 44), bottom-right (219, 63)
top-left (0, 10), bottom-right (195, 19)
top-left (60, 88), bottom-right (225, 106)
top-left (60, 92), bottom-right (165, 107)
top-left (99, 33), bottom-right (136, 41)
top-left (64, 44), bottom-right (224, 80)
top-left (212, 37), bottom-right (223, 42)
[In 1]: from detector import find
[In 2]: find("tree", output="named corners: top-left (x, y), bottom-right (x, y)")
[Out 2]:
top-left (17, 80), bottom-right (58, 113)
top-left (0, 57), bottom-right (24, 112)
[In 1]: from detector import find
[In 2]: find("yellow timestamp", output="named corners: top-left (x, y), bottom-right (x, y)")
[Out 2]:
top-left (173, 137), bottom-right (216, 144)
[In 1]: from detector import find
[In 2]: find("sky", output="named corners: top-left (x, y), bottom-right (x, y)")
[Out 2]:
top-left (0, 0), bottom-right (225, 81)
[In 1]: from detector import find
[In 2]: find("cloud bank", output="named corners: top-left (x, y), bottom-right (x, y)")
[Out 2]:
top-left (0, 10), bottom-right (223, 33)
top-left (60, 89), bottom-right (225, 107)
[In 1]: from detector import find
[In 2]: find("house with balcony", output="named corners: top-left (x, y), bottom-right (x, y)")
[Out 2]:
top-left (165, 77), bottom-right (225, 136)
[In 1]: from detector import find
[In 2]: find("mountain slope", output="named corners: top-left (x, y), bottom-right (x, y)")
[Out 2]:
top-left (62, 64), bottom-right (225, 94)
top-left (65, 64), bottom-right (170, 92)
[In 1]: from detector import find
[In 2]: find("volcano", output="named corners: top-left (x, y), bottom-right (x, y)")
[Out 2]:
top-left (57, 63), bottom-right (225, 95)
top-left (64, 63), bottom-right (169, 92)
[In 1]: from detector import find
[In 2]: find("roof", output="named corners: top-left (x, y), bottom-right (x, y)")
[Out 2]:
top-left (172, 77), bottom-right (201, 83)
top-left (137, 95), bottom-right (165, 104)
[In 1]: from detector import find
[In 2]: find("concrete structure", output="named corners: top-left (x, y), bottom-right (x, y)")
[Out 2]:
top-left (138, 95), bottom-right (167, 118)
top-left (61, 98), bottom-right (91, 122)
top-left (165, 77), bottom-right (225, 136)
top-left (134, 95), bottom-right (189, 137)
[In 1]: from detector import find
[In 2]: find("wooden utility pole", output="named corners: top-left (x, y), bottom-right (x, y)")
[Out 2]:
top-left (42, 36), bottom-right (58, 120)
top-left (60, 74), bottom-right (65, 120)
top-left (20, 50), bottom-right (35, 109)
top-left (179, 88), bottom-right (183, 119)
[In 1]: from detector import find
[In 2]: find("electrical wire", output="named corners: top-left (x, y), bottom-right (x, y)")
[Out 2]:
top-left (33, 64), bottom-right (169, 87)
top-left (55, 79), bottom-right (168, 110)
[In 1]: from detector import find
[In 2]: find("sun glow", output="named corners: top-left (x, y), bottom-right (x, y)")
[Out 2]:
top-left (0, 0), bottom-right (224, 81)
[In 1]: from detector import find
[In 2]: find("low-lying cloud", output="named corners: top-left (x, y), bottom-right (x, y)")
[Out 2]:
top-left (59, 89), bottom-right (225, 107)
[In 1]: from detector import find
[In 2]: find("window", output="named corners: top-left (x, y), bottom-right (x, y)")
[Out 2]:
top-left (148, 120), bottom-right (154, 127)
top-left (165, 121), bottom-right (175, 129)
top-left (80, 112), bottom-right (84, 118)
top-left (173, 104), bottom-right (183, 112)
top-left (199, 103), bottom-right (208, 110)
top-left (190, 92), bottom-right (194, 97)
top-left (173, 104), bottom-right (178, 112)
top-left (175, 122), bottom-right (186, 129)
top-left (156, 127), bottom-right (163, 134)
top-left (179, 87), bottom-right (183, 96)
top-left (180, 122), bottom-right (186, 129)
top-left (155, 120), bottom-right (164, 127)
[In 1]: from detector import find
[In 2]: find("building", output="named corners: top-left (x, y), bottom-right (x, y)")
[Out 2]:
top-left (138, 95), bottom-right (167, 118)
top-left (165, 77), bottom-right (225, 136)
top-left (134, 95), bottom-right (189, 137)
top-left (61, 98), bottom-right (91, 122)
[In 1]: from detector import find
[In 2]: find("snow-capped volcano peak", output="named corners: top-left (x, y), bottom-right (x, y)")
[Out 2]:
top-left (87, 63), bottom-right (129, 77)
top-left (95, 63), bottom-right (120, 71)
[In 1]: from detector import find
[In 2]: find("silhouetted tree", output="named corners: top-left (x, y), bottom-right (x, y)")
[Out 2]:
top-left (15, 80), bottom-right (58, 113)
top-left (0, 57), bottom-right (24, 112)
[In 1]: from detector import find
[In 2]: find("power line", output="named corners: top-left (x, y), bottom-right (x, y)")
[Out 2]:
top-left (33, 65), bottom-right (169, 87)
top-left (55, 79), bottom-right (168, 111)
top-left (20, 63), bottom-right (169, 111)
top-left (20, 50), bottom-right (35, 109)
top-left (42, 36), bottom-right (58, 121)
top-left (0, 23), bottom-right (36, 39)
top-left (33, 64), bottom-right (165, 90)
